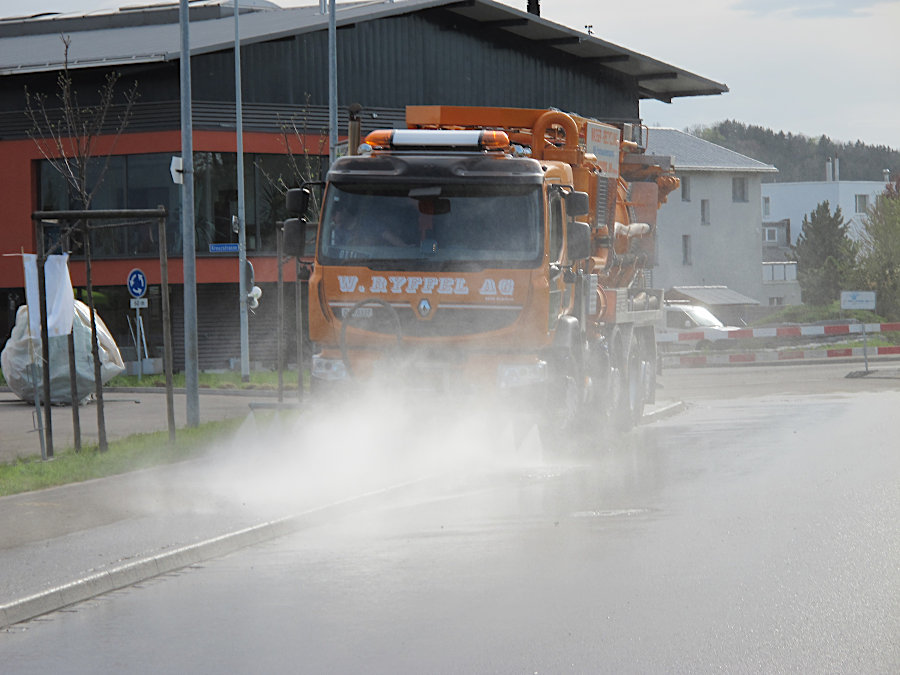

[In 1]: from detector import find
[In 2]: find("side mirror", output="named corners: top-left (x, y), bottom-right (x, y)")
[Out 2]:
top-left (283, 218), bottom-right (308, 258)
top-left (286, 187), bottom-right (311, 215)
top-left (565, 191), bottom-right (590, 217)
top-left (566, 221), bottom-right (592, 261)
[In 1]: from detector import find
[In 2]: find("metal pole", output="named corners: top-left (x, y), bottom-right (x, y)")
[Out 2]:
top-left (863, 322), bottom-right (869, 373)
top-left (136, 306), bottom-right (143, 382)
top-left (67, 322), bottom-right (81, 452)
top-left (63, 232), bottom-right (81, 452)
top-left (83, 223), bottom-right (108, 453)
top-left (277, 222), bottom-right (284, 403)
top-left (235, 0), bottom-right (250, 383)
top-left (328, 0), bottom-right (338, 166)
top-left (296, 261), bottom-right (305, 399)
top-left (36, 220), bottom-right (53, 459)
top-left (180, 0), bottom-right (200, 426)
top-left (158, 210), bottom-right (176, 444)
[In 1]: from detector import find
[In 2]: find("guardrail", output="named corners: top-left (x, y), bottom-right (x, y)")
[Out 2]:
top-left (656, 321), bottom-right (900, 344)
top-left (658, 321), bottom-right (900, 367)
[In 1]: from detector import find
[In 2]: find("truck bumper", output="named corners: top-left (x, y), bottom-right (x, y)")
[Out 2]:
top-left (309, 348), bottom-right (549, 405)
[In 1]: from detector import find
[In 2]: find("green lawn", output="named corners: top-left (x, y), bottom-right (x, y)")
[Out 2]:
top-left (0, 417), bottom-right (256, 496)
top-left (106, 369), bottom-right (303, 390)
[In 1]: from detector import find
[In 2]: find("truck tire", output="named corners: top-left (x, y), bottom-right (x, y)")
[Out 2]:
top-left (536, 352), bottom-right (583, 455)
top-left (578, 339), bottom-right (617, 450)
top-left (615, 333), bottom-right (644, 432)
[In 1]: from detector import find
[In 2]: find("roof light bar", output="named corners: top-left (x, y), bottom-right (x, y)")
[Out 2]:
top-left (363, 129), bottom-right (510, 151)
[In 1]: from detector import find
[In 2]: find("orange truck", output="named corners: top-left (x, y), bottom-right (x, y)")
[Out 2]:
top-left (284, 105), bottom-right (678, 444)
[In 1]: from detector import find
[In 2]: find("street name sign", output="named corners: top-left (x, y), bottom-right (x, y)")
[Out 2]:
top-left (209, 243), bottom-right (240, 253)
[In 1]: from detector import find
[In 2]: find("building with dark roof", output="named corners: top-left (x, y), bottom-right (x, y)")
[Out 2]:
top-left (0, 0), bottom-right (727, 368)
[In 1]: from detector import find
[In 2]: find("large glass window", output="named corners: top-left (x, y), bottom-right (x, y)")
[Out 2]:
top-left (762, 261), bottom-right (797, 281)
top-left (37, 150), bottom-right (326, 258)
top-left (86, 156), bottom-right (128, 257)
top-left (126, 154), bottom-right (181, 257)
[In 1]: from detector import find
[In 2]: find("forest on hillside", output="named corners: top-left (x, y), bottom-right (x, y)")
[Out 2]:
top-left (688, 120), bottom-right (900, 184)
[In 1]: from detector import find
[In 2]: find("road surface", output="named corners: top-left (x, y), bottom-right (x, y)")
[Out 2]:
top-left (3, 363), bottom-right (899, 673)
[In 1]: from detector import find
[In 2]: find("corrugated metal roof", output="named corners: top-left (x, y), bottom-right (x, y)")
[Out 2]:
top-left (0, 0), bottom-right (727, 103)
top-left (669, 286), bottom-right (760, 306)
top-left (646, 127), bottom-right (777, 173)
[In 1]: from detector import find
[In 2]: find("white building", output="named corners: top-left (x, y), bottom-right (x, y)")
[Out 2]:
top-left (645, 128), bottom-right (793, 310)
top-left (762, 161), bottom-right (892, 245)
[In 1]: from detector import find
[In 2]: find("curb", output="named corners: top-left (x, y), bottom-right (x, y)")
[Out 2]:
top-left (0, 477), bottom-right (429, 630)
top-left (661, 353), bottom-right (900, 369)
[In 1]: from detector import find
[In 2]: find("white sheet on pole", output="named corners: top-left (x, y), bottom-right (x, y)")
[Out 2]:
top-left (22, 253), bottom-right (74, 337)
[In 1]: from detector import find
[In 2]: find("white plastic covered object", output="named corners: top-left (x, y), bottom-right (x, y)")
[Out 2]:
top-left (1, 300), bottom-right (125, 405)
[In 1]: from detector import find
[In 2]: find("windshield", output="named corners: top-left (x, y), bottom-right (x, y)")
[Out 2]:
top-left (680, 305), bottom-right (725, 328)
top-left (317, 183), bottom-right (542, 269)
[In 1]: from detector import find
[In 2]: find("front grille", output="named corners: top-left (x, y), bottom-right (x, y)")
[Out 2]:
top-left (332, 303), bottom-right (522, 338)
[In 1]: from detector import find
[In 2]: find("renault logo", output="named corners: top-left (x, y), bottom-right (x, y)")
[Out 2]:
top-left (417, 298), bottom-right (432, 317)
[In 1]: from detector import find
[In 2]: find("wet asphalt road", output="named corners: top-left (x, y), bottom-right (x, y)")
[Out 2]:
top-left (3, 364), bottom-right (900, 673)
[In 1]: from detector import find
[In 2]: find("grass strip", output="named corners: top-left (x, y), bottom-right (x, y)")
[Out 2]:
top-left (0, 418), bottom-right (245, 497)
top-left (107, 370), bottom-right (303, 390)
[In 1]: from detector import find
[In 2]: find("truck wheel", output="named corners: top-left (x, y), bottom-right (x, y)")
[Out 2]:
top-left (629, 336), bottom-right (648, 427)
top-left (582, 340), bottom-right (618, 448)
top-left (615, 334), bottom-right (644, 432)
top-left (537, 353), bottom-right (583, 455)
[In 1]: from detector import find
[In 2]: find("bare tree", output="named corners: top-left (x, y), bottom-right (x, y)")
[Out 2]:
top-left (255, 99), bottom-right (330, 224)
top-left (24, 35), bottom-right (139, 210)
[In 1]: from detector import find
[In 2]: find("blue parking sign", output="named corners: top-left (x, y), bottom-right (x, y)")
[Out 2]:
top-left (127, 268), bottom-right (147, 299)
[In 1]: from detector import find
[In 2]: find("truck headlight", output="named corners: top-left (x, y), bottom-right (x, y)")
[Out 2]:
top-left (497, 361), bottom-right (547, 388)
top-left (312, 354), bottom-right (348, 381)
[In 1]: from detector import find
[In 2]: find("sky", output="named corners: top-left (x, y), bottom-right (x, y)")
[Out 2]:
top-left (5, 0), bottom-right (899, 150)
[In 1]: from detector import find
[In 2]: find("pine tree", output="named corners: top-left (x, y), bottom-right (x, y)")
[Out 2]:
top-left (858, 182), bottom-right (900, 319)
top-left (789, 201), bottom-right (858, 305)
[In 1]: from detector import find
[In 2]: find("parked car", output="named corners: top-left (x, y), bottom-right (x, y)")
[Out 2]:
top-left (659, 304), bottom-right (740, 351)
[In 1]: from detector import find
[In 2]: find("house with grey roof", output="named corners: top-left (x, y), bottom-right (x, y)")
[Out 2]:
top-left (644, 128), bottom-right (799, 311)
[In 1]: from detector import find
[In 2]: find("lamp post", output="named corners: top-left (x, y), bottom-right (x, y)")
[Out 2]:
top-left (234, 0), bottom-right (250, 382)
top-left (328, 0), bottom-right (337, 166)
top-left (179, 0), bottom-right (200, 426)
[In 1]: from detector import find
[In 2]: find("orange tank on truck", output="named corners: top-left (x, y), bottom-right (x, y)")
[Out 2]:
top-left (283, 106), bottom-right (678, 445)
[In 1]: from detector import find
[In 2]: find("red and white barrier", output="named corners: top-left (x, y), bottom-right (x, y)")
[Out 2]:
top-left (656, 322), bottom-right (900, 343)
top-left (658, 321), bottom-right (900, 366)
